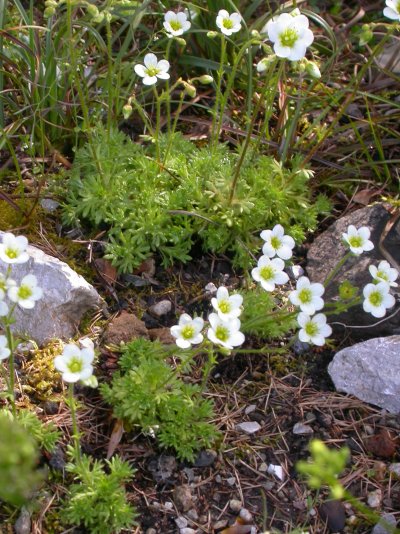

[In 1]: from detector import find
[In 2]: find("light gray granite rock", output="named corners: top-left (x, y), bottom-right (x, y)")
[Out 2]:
top-left (328, 336), bottom-right (400, 413)
top-left (0, 236), bottom-right (102, 345)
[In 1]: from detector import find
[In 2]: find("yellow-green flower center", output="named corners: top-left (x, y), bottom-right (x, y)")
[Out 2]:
top-left (348, 236), bottom-right (363, 248)
top-left (270, 236), bottom-right (281, 250)
top-left (169, 20), bottom-right (182, 31)
top-left (223, 18), bottom-right (233, 29)
top-left (305, 321), bottom-right (319, 337)
top-left (5, 247), bottom-right (18, 259)
top-left (181, 324), bottom-right (195, 340)
top-left (67, 357), bottom-right (84, 374)
top-left (279, 28), bottom-right (298, 48)
top-left (298, 288), bottom-right (312, 304)
top-left (215, 325), bottom-right (229, 342)
top-left (18, 285), bottom-right (32, 300)
top-left (369, 290), bottom-right (383, 307)
top-left (376, 271), bottom-right (388, 282)
top-left (145, 67), bottom-right (160, 77)
top-left (259, 265), bottom-right (275, 281)
top-left (218, 300), bottom-right (231, 314)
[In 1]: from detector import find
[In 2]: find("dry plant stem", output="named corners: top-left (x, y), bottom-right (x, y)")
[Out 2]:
top-left (69, 383), bottom-right (81, 461)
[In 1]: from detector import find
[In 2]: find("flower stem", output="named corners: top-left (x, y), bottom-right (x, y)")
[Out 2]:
top-left (4, 323), bottom-right (15, 416)
top-left (201, 347), bottom-right (217, 391)
top-left (324, 252), bottom-right (352, 288)
top-left (69, 383), bottom-right (81, 461)
top-left (152, 85), bottom-right (161, 163)
top-left (211, 34), bottom-right (226, 147)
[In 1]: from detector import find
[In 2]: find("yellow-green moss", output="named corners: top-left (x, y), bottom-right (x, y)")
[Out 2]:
top-left (22, 341), bottom-right (63, 401)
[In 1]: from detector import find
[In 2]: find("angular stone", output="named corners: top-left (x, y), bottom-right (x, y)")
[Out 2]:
top-left (149, 299), bottom-right (172, 317)
top-left (0, 237), bottom-right (102, 346)
top-left (293, 422), bottom-right (313, 435)
top-left (372, 513), bottom-right (398, 534)
top-left (328, 336), bottom-right (400, 413)
top-left (236, 421), bottom-right (261, 434)
top-left (173, 485), bottom-right (193, 512)
top-left (306, 204), bottom-right (400, 338)
top-left (319, 500), bottom-right (346, 532)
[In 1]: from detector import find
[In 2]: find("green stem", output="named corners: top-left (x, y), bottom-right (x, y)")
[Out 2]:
top-left (106, 15), bottom-right (113, 139)
top-left (201, 347), bottom-right (217, 391)
top-left (324, 252), bottom-right (352, 288)
top-left (0, 0), bottom-right (6, 128)
top-left (163, 91), bottom-right (185, 164)
top-left (211, 35), bottom-right (226, 147)
top-left (69, 383), bottom-right (81, 461)
top-left (280, 72), bottom-right (304, 165)
top-left (164, 39), bottom-right (173, 137)
top-left (5, 323), bottom-right (15, 416)
top-left (152, 85), bottom-right (161, 162)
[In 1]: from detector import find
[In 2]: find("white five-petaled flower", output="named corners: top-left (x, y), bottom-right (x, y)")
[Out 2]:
top-left (134, 53), bottom-right (170, 86)
top-left (369, 260), bottom-right (398, 287)
top-left (207, 313), bottom-right (244, 350)
top-left (0, 273), bottom-right (15, 300)
top-left (0, 335), bottom-right (10, 360)
top-left (54, 343), bottom-right (95, 383)
top-left (170, 313), bottom-right (204, 349)
top-left (384, 0), bottom-right (400, 20)
top-left (251, 256), bottom-right (289, 292)
top-left (264, 12), bottom-right (314, 61)
top-left (342, 225), bottom-right (374, 255)
top-left (363, 282), bottom-right (395, 318)
top-left (297, 312), bottom-right (332, 346)
top-left (216, 9), bottom-right (242, 36)
top-left (0, 232), bottom-right (29, 264)
top-left (289, 276), bottom-right (325, 315)
top-left (211, 286), bottom-right (243, 320)
top-left (163, 11), bottom-right (191, 37)
top-left (261, 224), bottom-right (295, 260)
top-left (8, 274), bottom-right (43, 309)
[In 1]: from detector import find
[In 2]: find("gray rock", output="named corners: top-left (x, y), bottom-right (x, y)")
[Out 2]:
top-left (229, 499), bottom-right (242, 512)
top-left (287, 264), bottom-right (304, 280)
top-left (14, 507), bottom-right (31, 534)
top-left (372, 513), bottom-right (397, 534)
top-left (236, 421), bottom-right (261, 434)
top-left (193, 449), bottom-right (217, 468)
top-left (173, 485), bottom-right (193, 512)
top-left (367, 489), bottom-right (382, 508)
top-left (0, 236), bottom-right (102, 346)
top-left (306, 204), bottom-right (400, 338)
top-left (328, 336), bottom-right (400, 414)
top-left (389, 463), bottom-right (400, 476)
top-left (40, 198), bottom-right (60, 212)
top-left (175, 516), bottom-right (188, 529)
top-left (149, 299), bottom-right (172, 317)
top-left (293, 422), bottom-right (314, 435)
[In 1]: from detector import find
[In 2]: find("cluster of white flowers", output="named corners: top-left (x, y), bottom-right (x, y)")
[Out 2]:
top-left (341, 225), bottom-right (397, 318)
top-left (0, 233), bottom-right (43, 361)
top-left (171, 286), bottom-right (244, 351)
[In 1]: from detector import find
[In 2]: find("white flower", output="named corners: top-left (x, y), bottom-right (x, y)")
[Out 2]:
top-left (342, 225), bottom-right (374, 255)
top-left (211, 286), bottom-right (243, 320)
top-left (134, 53), bottom-right (170, 86)
top-left (369, 260), bottom-right (398, 287)
top-left (363, 282), bottom-right (395, 318)
top-left (251, 256), bottom-right (289, 292)
top-left (0, 232), bottom-right (29, 264)
top-left (54, 343), bottom-right (95, 383)
top-left (297, 312), bottom-right (332, 346)
top-left (0, 335), bottom-right (10, 360)
top-left (207, 313), bottom-right (244, 350)
top-left (170, 313), bottom-right (204, 349)
top-left (289, 276), bottom-right (325, 315)
top-left (0, 300), bottom-right (8, 316)
top-left (384, 0), bottom-right (400, 20)
top-left (261, 224), bottom-right (295, 260)
top-left (163, 11), bottom-right (191, 37)
top-left (0, 273), bottom-right (15, 300)
top-left (263, 12), bottom-right (314, 61)
top-left (216, 9), bottom-right (242, 36)
top-left (8, 274), bottom-right (43, 309)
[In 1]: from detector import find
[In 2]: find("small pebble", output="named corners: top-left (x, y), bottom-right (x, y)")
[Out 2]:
top-left (214, 519), bottom-right (228, 529)
top-left (229, 499), bottom-right (242, 513)
top-left (371, 513), bottom-right (397, 534)
top-left (267, 464), bottom-right (285, 481)
top-left (40, 198), bottom-right (60, 212)
top-left (293, 422), bottom-right (314, 435)
top-left (245, 404), bottom-right (257, 415)
top-left (14, 507), bottom-right (31, 534)
top-left (164, 501), bottom-right (174, 510)
top-left (215, 474), bottom-right (222, 483)
top-left (263, 481), bottom-right (275, 491)
top-left (204, 282), bottom-right (217, 294)
top-left (292, 339), bottom-right (310, 356)
top-left (239, 508), bottom-right (253, 522)
top-left (187, 509), bottom-right (199, 521)
top-left (175, 517), bottom-right (188, 529)
top-left (258, 462), bottom-right (268, 473)
top-left (389, 463), bottom-right (400, 476)
top-left (174, 485), bottom-right (193, 512)
top-left (194, 449), bottom-right (217, 468)
top-left (287, 265), bottom-right (304, 280)
top-left (226, 477), bottom-right (236, 486)
top-left (149, 300), bottom-right (172, 317)
top-left (180, 529), bottom-right (196, 534)
top-left (236, 421), bottom-right (261, 434)
top-left (367, 489), bottom-right (382, 509)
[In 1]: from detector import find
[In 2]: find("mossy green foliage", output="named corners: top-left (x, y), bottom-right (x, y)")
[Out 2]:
top-left (23, 341), bottom-right (63, 401)
top-left (100, 338), bottom-right (219, 461)
top-left (63, 127), bottom-right (330, 272)
top-left (16, 408), bottom-right (60, 452)
top-left (0, 410), bottom-right (44, 507)
top-left (63, 454), bottom-right (136, 534)
top-left (240, 287), bottom-right (297, 339)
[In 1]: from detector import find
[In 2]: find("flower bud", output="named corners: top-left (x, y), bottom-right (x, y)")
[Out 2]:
top-left (122, 104), bottom-right (133, 119)
top-left (175, 37), bottom-right (187, 47)
top-left (207, 31), bottom-right (218, 39)
top-left (359, 24), bottom-right (373, 46)
top-left (251, 29), bottom-right (261, 38)
top-left (184, 83), bottom-right (196, 98)
top-left (290, 8), bottom-right (301, 17)
top-left (256, 56), bottom-right (275, 73)
top-left (305, 60), bottom-right (321, 79)
top-left (198, 74), bottom-right (214, 85)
